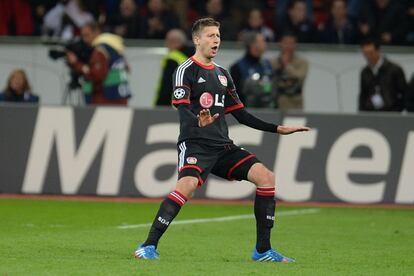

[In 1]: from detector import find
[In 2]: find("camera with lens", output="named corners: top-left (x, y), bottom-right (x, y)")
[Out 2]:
top-left (48, 40), bottom-right (93, 89)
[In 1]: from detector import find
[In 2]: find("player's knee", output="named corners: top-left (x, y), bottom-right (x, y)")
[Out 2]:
top-left (176, 176), bottom-right (199, 198)
top-left (261, 170), bottom-right (275, 188)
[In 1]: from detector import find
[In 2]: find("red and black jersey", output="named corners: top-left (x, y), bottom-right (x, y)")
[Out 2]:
top-left (172, 56), bottom-right (244, 145)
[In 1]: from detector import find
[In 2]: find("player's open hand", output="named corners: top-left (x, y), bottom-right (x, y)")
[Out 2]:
top-left (277, 125), bottom-right (310, 135)
top-left (197, 109), bottom-right (219, 127)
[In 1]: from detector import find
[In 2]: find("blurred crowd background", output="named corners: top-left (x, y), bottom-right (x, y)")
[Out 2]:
top-left (1, 0), bottom-right (414, 45)
top-left (0, 0), bottom-right (413, 112)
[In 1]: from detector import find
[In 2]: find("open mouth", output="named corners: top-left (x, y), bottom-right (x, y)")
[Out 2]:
top-left (212, 46), bottom-right (218, 51)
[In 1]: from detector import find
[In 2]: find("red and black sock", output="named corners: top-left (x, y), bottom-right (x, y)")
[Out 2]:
top-left (143, 191), bottom-right (187, 248)
top-left (254, 187), bottom-right (276, 253)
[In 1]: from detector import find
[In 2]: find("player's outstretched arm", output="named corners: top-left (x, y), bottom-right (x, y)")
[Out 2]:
top-left (276, 125), bottom-right (310, 135)
top-left (197, 109), bottom-right (219, 127)
top-left (231, 108), bottom-right (310, 134)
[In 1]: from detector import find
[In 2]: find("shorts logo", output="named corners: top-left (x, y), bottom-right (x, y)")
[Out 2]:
top-left (200, 92), bottom-right (214, 108)
top-left (218, 75), bottom-right (227, 87)
top-left (174, 88), bottom-right (186, 99)
top-left (186, 157), bottom-right (197, 164)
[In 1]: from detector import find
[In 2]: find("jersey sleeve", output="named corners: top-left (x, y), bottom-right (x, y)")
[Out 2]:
top-left (171, 64), bottom-right (193, 107)
top-left (223, 69), bottom-right (244, 113)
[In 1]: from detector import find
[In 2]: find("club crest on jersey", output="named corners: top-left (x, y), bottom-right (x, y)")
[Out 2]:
top-left (218, 75), bottom-right (227, 87)
top-left (200, 92), bottom-right (214, 108)
top-left (186, 157), bottom-right (197, 164)
top-left (173, 88), bottom-right (186, 99)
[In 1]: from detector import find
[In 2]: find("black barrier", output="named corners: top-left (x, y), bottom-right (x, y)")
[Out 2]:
top-left (0, 105), bottom-right (413, 204)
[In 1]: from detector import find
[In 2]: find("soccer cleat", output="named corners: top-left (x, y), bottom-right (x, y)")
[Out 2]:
top-left (252, 248), bottom-right (295, 263)
top-left (134, 244), bottom-right (160, 260)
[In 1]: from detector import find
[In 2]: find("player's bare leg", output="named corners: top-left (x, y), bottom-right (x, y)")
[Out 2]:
top-left (248, 163), bottom-right (275, 188)
top-left (135, 176), bottom-right (198, 259)
top-left (247, 163), bottom-right (295, 262)
top-left (175, 176), bottom-right (199, 198)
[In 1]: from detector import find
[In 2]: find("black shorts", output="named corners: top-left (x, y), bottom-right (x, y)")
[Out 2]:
top-left (177, 141), bottom-right (260, 186)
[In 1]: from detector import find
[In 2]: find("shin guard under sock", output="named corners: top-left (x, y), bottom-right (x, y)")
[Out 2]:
top-left (254, 187), bottom-right (276, 253)
top-left (143, 191), bottom-right (187, 247)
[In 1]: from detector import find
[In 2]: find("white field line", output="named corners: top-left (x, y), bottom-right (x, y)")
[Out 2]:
top-left (117, 208), bottom-right (320, 230)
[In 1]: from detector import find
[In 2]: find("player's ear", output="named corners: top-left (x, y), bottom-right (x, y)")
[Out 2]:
top-left (193, 34), bottom-right (200, 46)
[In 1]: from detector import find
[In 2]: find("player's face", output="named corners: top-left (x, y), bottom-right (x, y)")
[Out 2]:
top-left (195, 26), bottom-right (221, 59)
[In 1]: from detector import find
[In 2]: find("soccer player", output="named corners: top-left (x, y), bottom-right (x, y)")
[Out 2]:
top-left (135, 18), bottom-right (310, 262)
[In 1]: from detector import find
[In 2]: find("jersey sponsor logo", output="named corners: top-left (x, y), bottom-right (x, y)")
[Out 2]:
top-left (186, 157), bottom-right (197, 164)
top-left (173, 88), bottom-right (186, 99)
top-left (198, 77), bottom-right (206, 83)
top-left (218, 75), bottom-right (227, 87)
top-left (200, 92), bottom-right (214, 108)
top-left (215, 94), bottom-right (225, 107)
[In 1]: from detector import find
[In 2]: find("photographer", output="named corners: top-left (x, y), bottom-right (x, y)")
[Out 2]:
top-left (66, 22), bottom-right (131, 105)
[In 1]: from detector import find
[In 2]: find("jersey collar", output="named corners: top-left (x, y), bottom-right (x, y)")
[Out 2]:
top-left (191, 56), bottom-right (215, 70)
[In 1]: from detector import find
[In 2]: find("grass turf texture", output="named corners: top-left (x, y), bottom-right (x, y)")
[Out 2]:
top-left (1, 199), bottom-right (413, 275)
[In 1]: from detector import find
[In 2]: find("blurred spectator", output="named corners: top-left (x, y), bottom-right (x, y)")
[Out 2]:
top-left (229, 0), bottom-right (266, 13)
top-left (30, 0), bottom-right (56, 36)
top-left (0, 69), bottom-right (39, 103)
top-left (318, 0), bottom-right (358, 44)
top-left (168, 0), bottom-right (190, 31)
top-left (240, 8), bottom-right (275, 42)
top-left (406, 73), bottom-right (414, 111)
top-left (279, 0), bottom-right (316, 43)
top-left (272, 33), bottom-right (308, 111)
top-left (358, 0), bottom-right (406, 45)
top-left (107, 0), bottom-right (123, 16)
top-left (66, 22), bottom-right (131, 105)
top-left (144, 0), bottom-right (180, 39)
top-left (203, 0), bottom-right (239, 41)
top-left (230, 32), bottom-right (274, 108)
top-left (1, 0), bottom-right (413, 47)
top-left (347, 0), bottom-right (364, 21)
top-left (107, 0), bottom-right (147, 38)
top-left (81, 0), bottom-right (103, 19)
top-left (0, 0), bottom-right (33, 36)
top-left (227, 0), bottom-right (264, 32)
top-left (275, 0), bottom-right (313, 28)
top-left (312, 0), bottom-right (329, 28)
top-left (154, 29), bottom-right (193, 106)
top-left (405, 0), bottom-right (414, 45)
top-left (359, 39), bottom-right (407, 112)
top-left (43, 0), bottom-right (94, 41)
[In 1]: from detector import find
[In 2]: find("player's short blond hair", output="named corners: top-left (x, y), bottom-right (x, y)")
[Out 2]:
top-left (191, 18), bottom-right (220, 38)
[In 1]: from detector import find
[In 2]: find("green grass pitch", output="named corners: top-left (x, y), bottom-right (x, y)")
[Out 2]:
top-left (1, 198), bottom-right (413, 275)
